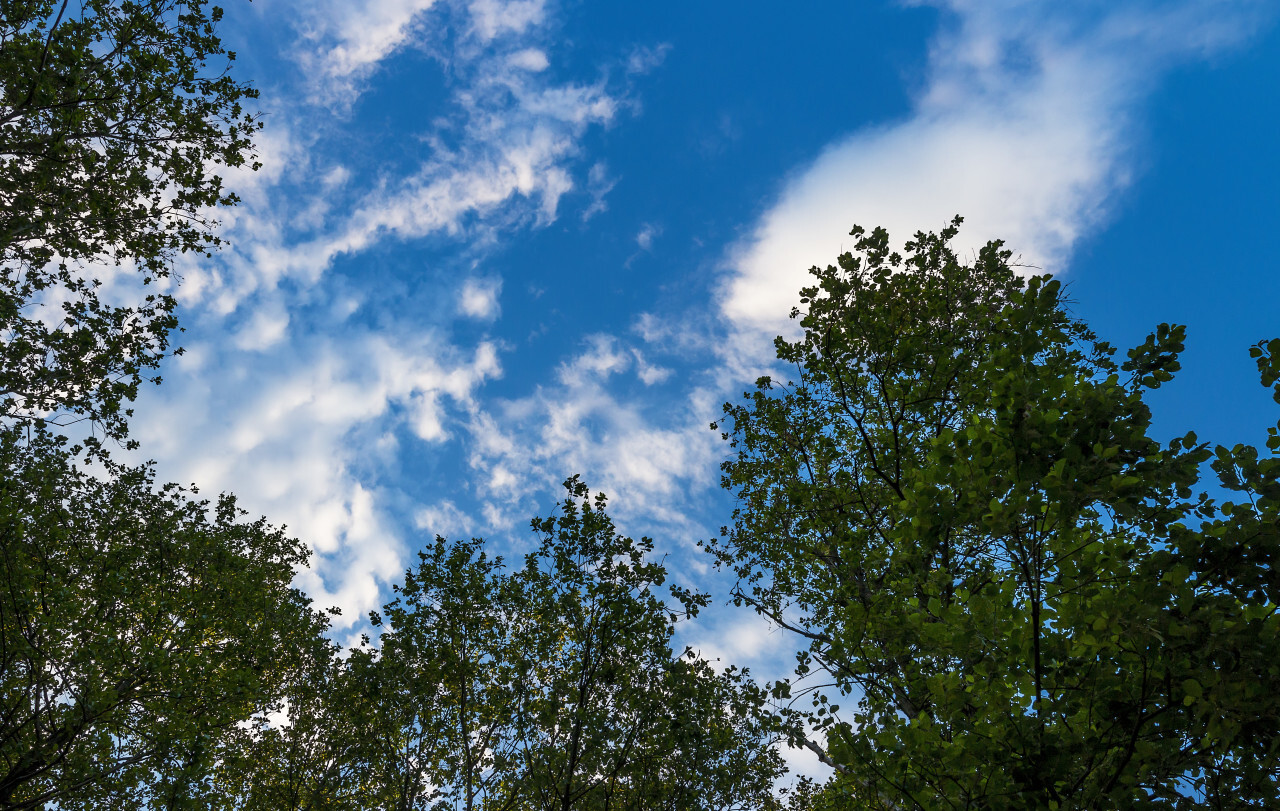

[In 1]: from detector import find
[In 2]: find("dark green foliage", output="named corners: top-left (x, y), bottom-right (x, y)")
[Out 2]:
top-left (233, 479), bottom-right (791, 811)
top-left (0, 424), bottom-right (329, 810)
top-left (213, 645), bottom-right (364, 810)
top-left (510, 478), bottom-right (787, 811)
top-left (0, 0), bottom-right (258, 441)
top-left (711, 219), bottom-right (1280, 809)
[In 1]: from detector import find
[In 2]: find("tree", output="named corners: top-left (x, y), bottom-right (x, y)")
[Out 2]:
top-left (0, 424), bottom-right (330, 810)
top-left (0, 5), bottom-right (344, 808)
top-left (0, 0), bottom-right (258, 441)
top-left (355, 535), bottom-right (525, 811)
top-left (509, 478), bottom-right (788, 811)
top-left (242, 479), bottom-right (793, 811)
top-left (212, 639), bottom-right (368, 811)
top-left (709, 219), bottom-right (1280, 809)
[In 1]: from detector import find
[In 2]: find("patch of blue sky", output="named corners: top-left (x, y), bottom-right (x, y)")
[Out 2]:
top-left (1066, 15), bottom-right (1280, 450)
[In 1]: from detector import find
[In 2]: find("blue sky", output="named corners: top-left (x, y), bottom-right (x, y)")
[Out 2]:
top-left (125, 0), bottom-right (1278, 770)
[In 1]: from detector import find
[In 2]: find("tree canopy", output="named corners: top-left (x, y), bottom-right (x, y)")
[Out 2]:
top-left (227, 478), bottom-right (792, 811)
top-left (710, 218), bottom-right (1280, 809)
top-left (0, 0), bottom-right (258, 441)
top-left (0, 423), bottom-right (329, 809)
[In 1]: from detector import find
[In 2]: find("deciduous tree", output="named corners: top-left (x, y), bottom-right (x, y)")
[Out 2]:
top-left (511, 478), bottom-right (788, 811)
top-left (0, 0), bottom-right (258, 440)
top-left (243, 480), bottom-right (793, 811)
top-left (711, 219), bottom-right (1280, 809)
top-left (0, 425), bottom-right (329, 810)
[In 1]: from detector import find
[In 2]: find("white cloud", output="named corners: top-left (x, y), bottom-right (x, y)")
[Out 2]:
top-left (286, 0), bottom-right (563, 105)
top-left (556, 334), bottom-right (630, 385)
top-left (685, 615), bottom-right (789, 670)
top-left (173, 0), bottom-right (622, 324)
top-left (464, 335), bottom-right (722, 534)
top-left (580, 161), bottom-right (616, 221)
top-left (508, 47), bottom-right (550, 71)
top-left (719, 0), bottom-right (1272, 343)
top-left (467, 0), bottom-right (548, 43)
top-left (319, 95), bottom-right (612, 261)
top-left (626, 43), bottom-right (671, 76)
top-left (635, 223), bottom-right (659, 251)
top-left (631, 349), bottom-right (673, 385)
top-left (459, 277), bottom-right (503, 320)
top-left (232, 297), bottom-right (291, 351)
top-left (293, 0), bottom-right (441, 104)
top-left (133, 328), bottom-right (503, 628)
top-left (414, 499), bottom-right (476, 537)
top-left (284, 11), bottom-right (616, 292)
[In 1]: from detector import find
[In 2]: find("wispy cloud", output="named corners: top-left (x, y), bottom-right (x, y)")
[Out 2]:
top-left (293, 0), bottom-right (442, 105)
top-left (414, 499), bottom-right (478, 538)
top-left (507, 47), bottom-right (550, 71)
top-left (719, 0), bottom-right (1273, 344)
top-left (467, 0), bottom-right (548, 43)
top-left (625, 42), bottom-right (671, 76)
top-left (316, 73), bottom-right (615, 260)
top-left (464, 335), bottom-right (722, 535)
top-left (134, 0), bottom-right (627, 625)
top-left (580, 161), bottom-right (616, 221)
top-left (134, 328), bottom-right (502, 627)
top-left (635, 223), bottom-right (660, 251)
top-left (459, 277), bottom-right (503, 320)
top-left (192, 0), bottom-right (622, 315)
